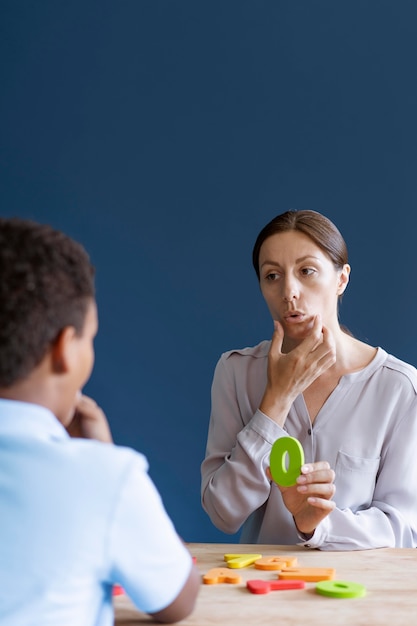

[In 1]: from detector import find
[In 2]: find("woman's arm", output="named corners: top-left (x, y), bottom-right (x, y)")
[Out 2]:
top-left (201, 352), bottom-right (284, 534)
top-left (201, 322), bottom-right (337, 535)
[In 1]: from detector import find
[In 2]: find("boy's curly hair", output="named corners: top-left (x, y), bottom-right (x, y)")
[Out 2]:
top-left (0, 218), bottom-right (95, 387)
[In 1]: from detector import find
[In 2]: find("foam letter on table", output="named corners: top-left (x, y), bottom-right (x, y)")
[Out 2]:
top-left (269, 436), bottom-right (305, 487)
top-left (279, 567), bottom-right (335, 582)
top-left (254, 556), bottom-right (298, 570)
top-left (224, 554), bottom-right (263, 568)
top-left (247, 579), bottom-right (305, 594)
top-left (203, 568), bottom-right (242, 585)
top-left (315, 580), bottom-right (366, 598)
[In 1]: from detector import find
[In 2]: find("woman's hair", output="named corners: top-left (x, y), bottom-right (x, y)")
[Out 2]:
top-left (252, 209), bottom-right (348, 280)
top-left (0, 217), bottom-right (95, 387)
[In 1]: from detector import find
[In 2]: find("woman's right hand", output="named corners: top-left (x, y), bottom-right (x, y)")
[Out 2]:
top-left (259, 316), bottom-right (336, 426)
top-left (267, 461), bottom-right (336, 536)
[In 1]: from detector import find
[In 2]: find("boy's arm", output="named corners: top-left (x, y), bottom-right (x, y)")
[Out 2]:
top-left (110, 457), bottom-right (200, 622)
top-left (149, 562), bottom-right (200, 623)
top-left (69, 395), bottom-right (201, 620)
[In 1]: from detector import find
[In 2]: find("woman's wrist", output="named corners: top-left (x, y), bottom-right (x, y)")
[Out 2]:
top-left (259, 391), bottom-right (292, 427)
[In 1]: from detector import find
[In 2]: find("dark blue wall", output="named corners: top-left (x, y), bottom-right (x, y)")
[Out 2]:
top-left (1, 1), bottom-right (417, 542)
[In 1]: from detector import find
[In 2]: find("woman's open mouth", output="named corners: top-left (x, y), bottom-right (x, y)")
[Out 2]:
top-left (283, 311), bottom-right (307, 324)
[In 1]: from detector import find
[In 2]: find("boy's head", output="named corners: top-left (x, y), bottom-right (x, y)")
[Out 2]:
top-left (0, 218), bottom-right (96, 394)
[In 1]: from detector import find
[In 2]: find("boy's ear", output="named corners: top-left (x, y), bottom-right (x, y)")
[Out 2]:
top-left (50, 326), bottom-right (77, 374)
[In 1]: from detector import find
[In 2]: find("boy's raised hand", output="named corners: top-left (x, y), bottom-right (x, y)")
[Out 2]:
top-left (66, 393), bottom-right (113, 443)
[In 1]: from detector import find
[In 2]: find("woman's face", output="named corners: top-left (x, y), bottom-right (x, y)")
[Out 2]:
top-left (258, 230), bottom-right (350, 343)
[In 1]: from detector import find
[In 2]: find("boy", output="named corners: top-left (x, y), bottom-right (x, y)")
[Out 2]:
top-left (0, 217), bottom-right (200, 625)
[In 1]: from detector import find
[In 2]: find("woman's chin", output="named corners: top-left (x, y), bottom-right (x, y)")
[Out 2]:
top-left (283, 320), bottom-right (315, 339)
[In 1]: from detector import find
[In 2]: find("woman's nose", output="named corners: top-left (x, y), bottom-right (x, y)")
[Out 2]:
top-left (282, 278), bottom-right (299, 302)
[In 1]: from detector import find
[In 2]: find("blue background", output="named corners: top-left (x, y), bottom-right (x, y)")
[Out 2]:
top-left (1, 1), bottom-right (417, 542)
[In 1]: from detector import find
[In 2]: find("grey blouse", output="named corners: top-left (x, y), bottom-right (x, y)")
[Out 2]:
top-left (201, 343), bottom-right (417, 550)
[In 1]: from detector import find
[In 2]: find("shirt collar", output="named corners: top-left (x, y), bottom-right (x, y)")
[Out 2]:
top-left (0, 399), bottom-right (69, 441)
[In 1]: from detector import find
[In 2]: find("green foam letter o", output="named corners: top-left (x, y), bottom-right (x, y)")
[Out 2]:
top-left (269, 436), bottom-right (305, 487)
top-left (315, 580), bottom-right (366, 599)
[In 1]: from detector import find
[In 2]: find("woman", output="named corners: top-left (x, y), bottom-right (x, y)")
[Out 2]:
top-left (201, 209), bottom-right (417, 550)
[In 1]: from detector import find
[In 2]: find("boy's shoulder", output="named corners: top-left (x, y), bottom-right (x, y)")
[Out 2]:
top-left (67, 437), bottom-right (149, 483)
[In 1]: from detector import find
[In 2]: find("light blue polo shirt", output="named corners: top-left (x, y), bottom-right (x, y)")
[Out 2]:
top-left (0, 399), bottom-right (192, 626)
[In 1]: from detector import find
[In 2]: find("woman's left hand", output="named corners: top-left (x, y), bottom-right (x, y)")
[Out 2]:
top-left (267, 461), bottom-right (336, 535)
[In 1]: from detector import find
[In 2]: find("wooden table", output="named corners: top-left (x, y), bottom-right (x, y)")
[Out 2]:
top-left (114, 542), bottom-right (417, 625)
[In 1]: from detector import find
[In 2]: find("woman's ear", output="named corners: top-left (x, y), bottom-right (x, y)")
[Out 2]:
top-left (337, 264), bottom-right (351, 296)
top-left (50, 326), bottom-right (77, 374)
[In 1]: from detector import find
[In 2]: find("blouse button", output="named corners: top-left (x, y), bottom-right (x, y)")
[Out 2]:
top-left (307, 428), bottom-right (312, 435)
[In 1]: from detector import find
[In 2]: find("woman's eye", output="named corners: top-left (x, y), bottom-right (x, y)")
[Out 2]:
top-left (265, 272), bottom-right (280, 281)
top-left (301, 267), bottom-right (316, 276)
